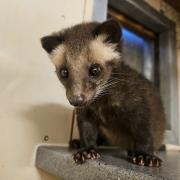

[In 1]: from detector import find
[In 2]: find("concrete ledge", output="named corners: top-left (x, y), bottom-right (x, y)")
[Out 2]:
top-left (35, 146), bottom-right (180, 180)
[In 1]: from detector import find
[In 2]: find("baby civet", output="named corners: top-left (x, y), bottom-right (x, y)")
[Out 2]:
top-left (41, 20), bottom-right (165, 167)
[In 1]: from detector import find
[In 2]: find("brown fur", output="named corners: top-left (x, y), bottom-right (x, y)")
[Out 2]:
top-left (41, 20), bottom-right (165, 166)
top-left (92, 62), bottom-right (166, 151)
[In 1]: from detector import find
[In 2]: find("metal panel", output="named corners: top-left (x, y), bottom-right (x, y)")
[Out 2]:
top-left (92, 0), bottom-right (108, 21)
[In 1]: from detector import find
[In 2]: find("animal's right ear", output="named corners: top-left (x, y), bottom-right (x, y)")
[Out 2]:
top-left (40, 34), bottom-right (64, 54)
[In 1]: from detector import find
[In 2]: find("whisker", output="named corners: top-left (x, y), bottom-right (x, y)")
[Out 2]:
top-left (91, 74), bottom-right (127, 102)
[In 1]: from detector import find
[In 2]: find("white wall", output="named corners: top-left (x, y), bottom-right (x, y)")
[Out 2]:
top-left (0, 0), bottom-right (90, 179)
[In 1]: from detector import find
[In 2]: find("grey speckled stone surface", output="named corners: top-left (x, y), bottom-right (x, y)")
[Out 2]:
top-left (35, 146), bottom-right (180, 180)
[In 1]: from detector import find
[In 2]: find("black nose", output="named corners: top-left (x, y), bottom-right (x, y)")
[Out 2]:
top-left (69, 94), bottom-right (85, 106)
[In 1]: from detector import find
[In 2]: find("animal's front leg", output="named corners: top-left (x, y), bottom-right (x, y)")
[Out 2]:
top-left (73, 118), bottom-right (100, 164)
top-left (126, 106), bottom-right (162, 167)
top-left (128, 129), bottom-right (162, 167)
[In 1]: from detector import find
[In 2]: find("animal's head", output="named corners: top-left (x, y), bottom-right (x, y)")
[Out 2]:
top-left (41, 20), bottom-right (122, 107)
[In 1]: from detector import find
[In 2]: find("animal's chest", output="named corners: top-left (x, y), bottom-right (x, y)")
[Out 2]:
top-left (94, 102), bottom-right (133, 148)
top-left (96, 102), bottom-right (122, 126)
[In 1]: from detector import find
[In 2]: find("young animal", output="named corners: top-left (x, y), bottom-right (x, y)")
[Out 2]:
top-left (41, 20), bottom-right (165, 167)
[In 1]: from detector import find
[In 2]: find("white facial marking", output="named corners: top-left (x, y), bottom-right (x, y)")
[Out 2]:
top-left (89, 34), bottom-right (121, 63)
top-left (49, 44), bottom-right (65, 66)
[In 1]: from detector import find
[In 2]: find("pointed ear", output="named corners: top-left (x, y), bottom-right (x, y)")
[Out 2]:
top-left (40, 34), bottom-right (64, 54)
top-left (94, 19), bottom-right (122, 43)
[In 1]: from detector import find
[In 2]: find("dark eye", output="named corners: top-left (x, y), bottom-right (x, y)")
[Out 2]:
top-left (89, 64), bottom-right (102, 77)
top-left (60, 68), bottom-right (68, 79)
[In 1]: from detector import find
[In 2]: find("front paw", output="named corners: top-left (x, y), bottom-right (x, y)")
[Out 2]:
top-left (73, 148), bottom-right (100, 164)
top-left (128, 153), bottom-right (162, 167)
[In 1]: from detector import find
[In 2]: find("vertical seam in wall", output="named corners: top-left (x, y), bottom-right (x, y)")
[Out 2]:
top-left (82, 0), bottom-right (87, 22)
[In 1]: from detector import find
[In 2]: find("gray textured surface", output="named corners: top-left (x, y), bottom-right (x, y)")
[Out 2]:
top-left (36, 146), bottom-right (180, 180)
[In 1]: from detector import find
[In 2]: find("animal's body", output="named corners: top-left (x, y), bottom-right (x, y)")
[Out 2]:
top-left (41, 20), bottom-right (165, 167)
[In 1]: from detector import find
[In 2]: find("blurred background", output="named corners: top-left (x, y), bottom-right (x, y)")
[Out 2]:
top-left (0, 0), bottom-right (179, 179)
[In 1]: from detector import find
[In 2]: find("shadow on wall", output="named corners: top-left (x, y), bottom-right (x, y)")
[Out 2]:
top-left (20, 103), bottom-right (73, 144)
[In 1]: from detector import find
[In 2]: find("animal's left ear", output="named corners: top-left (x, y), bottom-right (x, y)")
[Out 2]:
top-left (94, 19), bottom-right (122, 44)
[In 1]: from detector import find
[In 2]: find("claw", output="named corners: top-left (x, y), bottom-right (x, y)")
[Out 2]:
top-left (132, 157), bottom-right (137, 163)
top-left (139, 159), bottom-right (145, 166)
